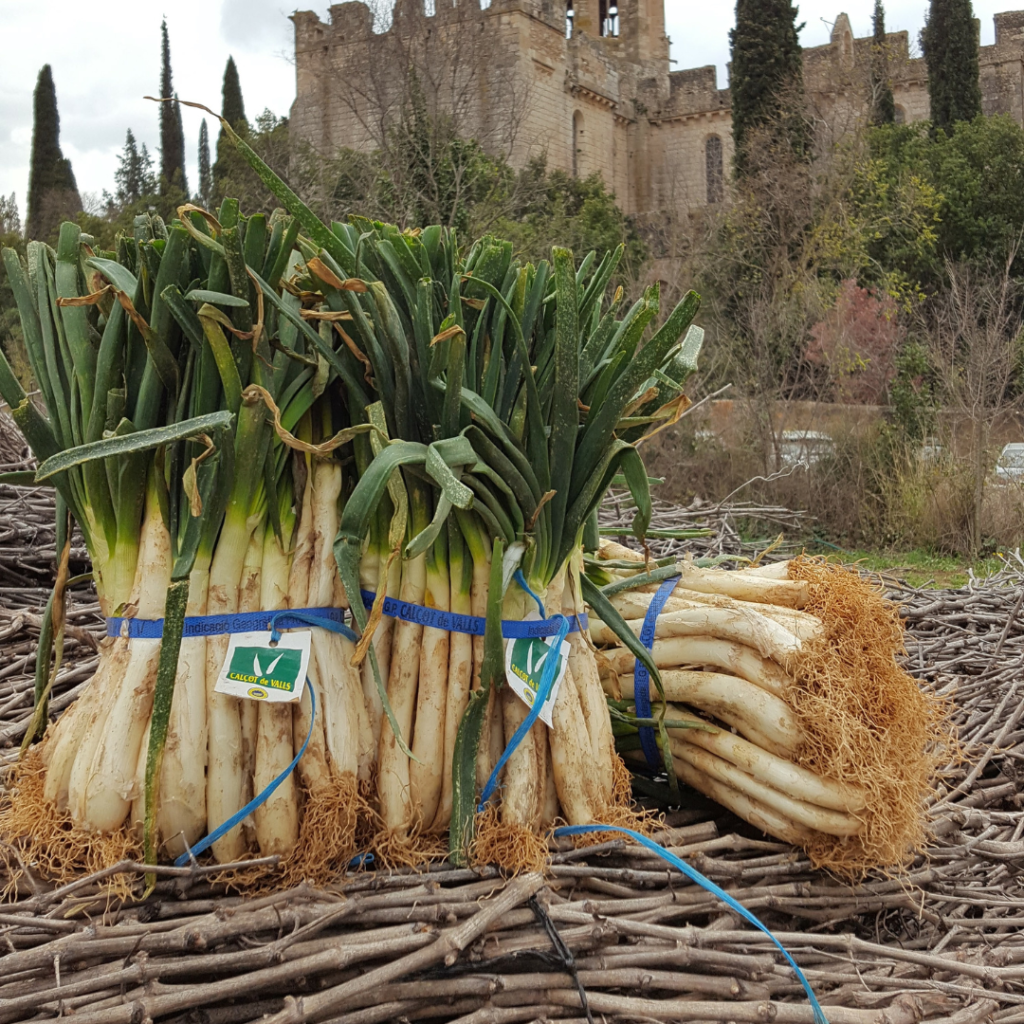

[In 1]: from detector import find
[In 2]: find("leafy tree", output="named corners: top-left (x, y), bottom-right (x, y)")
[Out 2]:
top-left (922, 0), bottom-right (981, 130)
top-left (871, 1), bottom-right (896, 126)
top-left (868, 116), bottom-right (1024, 276)
top-left (159, 20), bottom-right (188, 195)
top-left (26, 65), bottom-right (81, 243)
top-left (487, 161), bottom-right (645, 276)
top-left (729, 0), bottom-right (806, 171)
top-left (113, 129), bottom-right (156, 207)
top-left (197, 119), bottom-right (212, 208)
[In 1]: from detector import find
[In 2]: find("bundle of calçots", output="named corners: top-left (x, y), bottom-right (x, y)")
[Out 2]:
top-left (586, 541), bottom-right (949, 876)
top-left (0, 119), bottom-right (706, 874)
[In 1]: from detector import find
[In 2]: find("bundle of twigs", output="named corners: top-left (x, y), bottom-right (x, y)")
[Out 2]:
top-left (598, 490), bottom-right (810, 562)
top-left (3, 492), bottom-right (1024, 1023)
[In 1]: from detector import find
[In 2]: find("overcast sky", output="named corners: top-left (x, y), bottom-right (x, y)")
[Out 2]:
top-left (0, 1), bottom-right (1013, 218)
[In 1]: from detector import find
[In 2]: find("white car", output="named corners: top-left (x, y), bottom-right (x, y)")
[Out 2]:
top-left (995, 443), bottom-right (1024, 481)
top-left (777, 430), bottom-right (833, 469)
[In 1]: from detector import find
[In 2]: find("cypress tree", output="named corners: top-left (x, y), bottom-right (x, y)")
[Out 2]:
top-left (159, 20), bottom-right (188, 194)
top-left (221, 57), bottom-right (247, 129)
top-left (198, 119), bottom-right (212, 208)
top-left (26, 65), bottom-right (81, 242)
top-left (922, 0), bottom-right (982, 130)
top-left (871, 1), bottom-right (897, 125)
top-left (729, 0), bottom-right (807, 171)
top-left (214, 57), bottom-right (247, 196)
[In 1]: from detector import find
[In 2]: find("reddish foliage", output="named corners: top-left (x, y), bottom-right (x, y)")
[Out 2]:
top-left (807, 279), bottom-right (902, 404)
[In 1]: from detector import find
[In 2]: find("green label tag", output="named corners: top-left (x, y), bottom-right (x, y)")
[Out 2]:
top-left (214, 631), bottom-right (311, 703)
top-left (504, 635), bottom-right (570, 728)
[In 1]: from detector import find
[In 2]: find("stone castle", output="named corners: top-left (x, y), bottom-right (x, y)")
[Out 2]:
top-left (289, 1), bottom-right (1024, 220)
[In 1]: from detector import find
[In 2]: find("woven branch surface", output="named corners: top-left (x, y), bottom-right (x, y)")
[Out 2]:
top-left (1, 470), bottom-right (1022, 1024)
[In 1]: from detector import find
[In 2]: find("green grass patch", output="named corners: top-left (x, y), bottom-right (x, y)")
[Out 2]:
top-left (809, 545), bottom-right (1004, 589)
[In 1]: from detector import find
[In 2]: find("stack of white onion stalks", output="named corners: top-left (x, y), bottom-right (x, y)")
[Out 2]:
top-left (4, 110), bottom-right (713, 878)
top-left (588, 540), bottom-right (945, 873)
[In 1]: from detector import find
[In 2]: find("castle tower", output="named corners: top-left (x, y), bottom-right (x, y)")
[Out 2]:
top-left (618, 0), bottom-right (669, 66)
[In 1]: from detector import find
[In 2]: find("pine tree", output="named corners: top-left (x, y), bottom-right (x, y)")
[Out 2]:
top-left (214, 57), bottom-right (248, 196)
top-left (198, 119), bottom-right (212, 208)
top-left (114, 129), bottom-right (156, 206)
top-left (871, 1), bottom-right (897, 125)
top-left (26, 65), bottom-right (82, 242)
top-left (922, 0), bottom-right (982, 130)
top-left (729, 0), bottom-right (807, 171)
top-left (0, 194), bottom-right (20, 236)
top-left (159, 20), bottom-right (188, 195)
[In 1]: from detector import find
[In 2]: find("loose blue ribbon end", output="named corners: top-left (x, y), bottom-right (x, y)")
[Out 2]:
top-left (553, 824), bottom-right (829, 1024)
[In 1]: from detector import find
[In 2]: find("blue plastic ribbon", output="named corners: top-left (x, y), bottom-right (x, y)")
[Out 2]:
top-left (633, 574), bottom-right (680, 769)
top-left (267, 609), bottom-right (359, 645)
top-left (478, 573), bottom-right (571, 810)
top-left (107, 606), bottom-right (349, 640)
top-left (360, 589), bottom-right (587, 638)
top-left (174, 679), bottom-right (317, 867)
top-left (552, 824), bottom-right (829, 1024)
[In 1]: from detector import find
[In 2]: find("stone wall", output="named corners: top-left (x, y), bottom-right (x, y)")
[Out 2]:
top-left (290, 3), bottom-right (1024, 220)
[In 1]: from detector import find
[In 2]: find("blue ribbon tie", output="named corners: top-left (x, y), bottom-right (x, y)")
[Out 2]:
top-left (552, 825), bottom-right (828, 1024)
top-left (633, 574), bottom-right (680, 769)
top-left (478, 572), bottom-right (571, 810)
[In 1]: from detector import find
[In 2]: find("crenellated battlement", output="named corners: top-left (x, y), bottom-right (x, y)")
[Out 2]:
top-left (290, 5), bottom-right (1024, 220)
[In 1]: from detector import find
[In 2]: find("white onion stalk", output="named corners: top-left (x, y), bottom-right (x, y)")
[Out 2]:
top-left (288, 468), bottom-right (332, 796)
top-left (409, 535), bottom-right (450, 828)
top-left (565, 557), bottom-right (617, 810)
top-left (670, 740), bottom-right (862, 837)
top-left (549, 660), bottom-right (596, 824)
top-left (670, 564), bottom-right (809, 608)
top-left (236, 533), bottom-right (264, 847)
top-left (253, 520), bottom-right (299, 856)
top-left (378, 542), bottom-right (427, 833)
top-left (359, 529), bottom-right (401, 751)
top-left (619, 669), bottom-right (803, 758)
top-left (77, 480), bottom-right (171, 833)
top-left (592, 607), bottom-right (802, 665)
top-left (667, 708), bottom-right (867, 813)
top-left (740, 561), bottom-right (793, 579)
top-left (609, 590), bottom-right (822, 643)
top-left (43, 649), bottom-right (110, 811)
top-left (496, 581), bottom-right (543, 829)
top-left (155, 564), bottom-right (210, 857)
top-left (65, 642), bottom-right (131, 822)
top-left (625, 749), bottom-right (818, 846)
top-left (308, 460), bottom-right (369, 783)
top-left (205, 502), bottom-right (260, 863)
top-left (598, 635), bottom-right (792, 698)
top-left (333, 562), bottom-right (374, 779)
top-left (432, 527), bottom-right (473, 831)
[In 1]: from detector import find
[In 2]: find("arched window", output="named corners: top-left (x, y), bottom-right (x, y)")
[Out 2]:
top-left (705, 135), bottom-right (724, 204)
top-left (573, 110), bottom-right (583, 178)
top-left (566, 0), bottom-right (574, 38)
top-left (894, 104), bottom-right (906, 124)
top-left (599, 0), bottom-right (619, 36)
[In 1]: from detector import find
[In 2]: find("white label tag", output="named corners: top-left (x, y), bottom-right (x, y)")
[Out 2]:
top-left (214, 630), bottom-right (311, 703)
top-left (504, 633), bottom-right (570, 728)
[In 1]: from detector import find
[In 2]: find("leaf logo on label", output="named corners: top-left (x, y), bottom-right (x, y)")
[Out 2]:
top-left (228, 645), bottom-right (302, 693)
top-left (505, 635), bottom-right (570, 728)
top-left (214, 630), bottom-right (311, 704)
